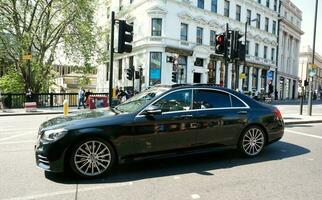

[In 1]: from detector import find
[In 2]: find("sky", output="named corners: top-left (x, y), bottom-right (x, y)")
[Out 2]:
top-left (292, 0), bottom-right (322, 54)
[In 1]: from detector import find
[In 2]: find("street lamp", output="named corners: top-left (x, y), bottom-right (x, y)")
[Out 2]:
top-left (243, 18), bottom-right (258, 90)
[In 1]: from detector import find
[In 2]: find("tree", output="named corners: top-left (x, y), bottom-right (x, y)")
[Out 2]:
top-left (0, 0), bottom-right (99, 93)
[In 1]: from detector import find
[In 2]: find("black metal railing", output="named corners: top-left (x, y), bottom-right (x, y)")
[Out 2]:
top-left (0, 93), bottom-right (108, 108)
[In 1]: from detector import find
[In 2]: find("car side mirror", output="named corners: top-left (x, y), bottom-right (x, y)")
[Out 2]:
top-left (143, 105), bottom-right (162, 116)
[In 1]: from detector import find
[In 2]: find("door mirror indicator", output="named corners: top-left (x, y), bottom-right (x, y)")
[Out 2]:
top-left (143, 105), bottom-right (162, 116)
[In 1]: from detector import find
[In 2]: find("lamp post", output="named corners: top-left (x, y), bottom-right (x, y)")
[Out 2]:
top-left (308, 0), bottom-right (319, 116)
top-left (244, 18), bottom-right (258, 91)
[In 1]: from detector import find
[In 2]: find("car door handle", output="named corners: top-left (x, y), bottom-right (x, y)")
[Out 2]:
top-left (175, 114), bottom-right (193, 119)
top-left (237, 111), bottom-right (248, 115)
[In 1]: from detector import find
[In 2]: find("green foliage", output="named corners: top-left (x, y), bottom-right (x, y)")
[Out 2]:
top-left (0, 0), bottom-right (101, 93)
top-left (0, 69), bottom-right (24, 93)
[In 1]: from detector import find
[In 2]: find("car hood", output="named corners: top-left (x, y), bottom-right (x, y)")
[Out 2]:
top-left (39, 109), bottom-right (118, 131)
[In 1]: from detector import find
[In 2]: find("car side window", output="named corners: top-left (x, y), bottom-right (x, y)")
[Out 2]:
top-left (193, 89), bottom-right (231, 109)
top-left (231, 95), bottom-right (247, 108)
top-left (153, 90), bottom-right (192, 113)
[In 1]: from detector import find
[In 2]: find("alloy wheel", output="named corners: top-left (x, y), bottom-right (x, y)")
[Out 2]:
top-left (242, 127), bottom-right (265, 156)
top-left (73, 140), bottom-right (112, 177)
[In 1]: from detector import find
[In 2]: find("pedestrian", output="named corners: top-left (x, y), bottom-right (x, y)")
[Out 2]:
top-left (77, 87), bottom-right (86, 109)
top-left (26, 88), bottom-right (33, 102)
top-left (84, 90), bottom-right (91, 106)
top-left (275, 89), bottom-right (278, 100)
top-left (0, 90), bottom-right (5, 112)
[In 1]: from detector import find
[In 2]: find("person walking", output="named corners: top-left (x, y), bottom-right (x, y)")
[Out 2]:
top-left (77, 87), bottom-right (86, 109)
top-left (0, 90), bottom-right (5, 112)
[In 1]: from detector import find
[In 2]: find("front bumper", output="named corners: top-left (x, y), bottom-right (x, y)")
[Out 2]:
top-left (35, 138), bottom-right (67, 173)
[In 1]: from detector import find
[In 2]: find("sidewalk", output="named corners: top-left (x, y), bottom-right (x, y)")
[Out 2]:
top-left (0, 107), bottom-right (79, 117)
top-left (1, 104), bottom-right (322, 125)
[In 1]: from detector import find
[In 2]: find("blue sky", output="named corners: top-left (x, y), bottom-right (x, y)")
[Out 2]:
top-left (292, 0), bottom-right (322, 53)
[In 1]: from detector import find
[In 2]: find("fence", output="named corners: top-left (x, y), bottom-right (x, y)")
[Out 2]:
top-left (0, 93), bottom-right (109, 109)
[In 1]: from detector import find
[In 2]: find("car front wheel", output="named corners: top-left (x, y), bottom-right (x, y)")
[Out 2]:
top-left (239, 126), bottom-right (266, 157)
top-left (69, 138), bottom-right (115, 178)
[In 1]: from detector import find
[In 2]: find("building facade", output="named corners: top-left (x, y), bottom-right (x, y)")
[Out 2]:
top-left (276, 0), bottom-right (303, 100)
top-left (97, 0), bottom-right (280, 93)
top-left (299, 46), bottom-right (322, 97)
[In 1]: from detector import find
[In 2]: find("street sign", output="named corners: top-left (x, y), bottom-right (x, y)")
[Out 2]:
top-left (22, 54), bottom-right (32, 60)
top-left (239, 73), bottom-right (246, 79)
top-left (267, 70), bottom-right (273, 79)
top-left (310, 63), bottom-right (318, 69)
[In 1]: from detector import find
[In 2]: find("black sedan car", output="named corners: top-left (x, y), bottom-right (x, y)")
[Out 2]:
top-left (35, 84), bottom-right (284, 178)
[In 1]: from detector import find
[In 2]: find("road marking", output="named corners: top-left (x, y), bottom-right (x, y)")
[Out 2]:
top-left (191, 194), bottom-right (201, 199)
top-left (307, 158), bottom-right (315, 161)
top-left (0, 140), bottom-right (35, 145)
top-left (286, 129), bottom-right (322, 140)
top-left (0, 133), bottom-right (32, 142)
top-left (0, 128), bottom-right (36, 134)
top-left (2, 182), bottom-right (133, 200)
top-left (174, 176), bottom-right (180, 180)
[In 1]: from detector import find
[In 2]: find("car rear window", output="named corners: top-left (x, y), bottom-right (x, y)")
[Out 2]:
top-left (231, 95), bottom-right (247, 108)
top-left (193, 89), bottom-right (231, 109)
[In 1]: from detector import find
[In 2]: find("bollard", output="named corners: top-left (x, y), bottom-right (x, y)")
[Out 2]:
top-left (63, 99), bottom-right (69, 116)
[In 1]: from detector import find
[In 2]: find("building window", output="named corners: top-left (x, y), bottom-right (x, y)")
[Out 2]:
top-left (224, 0), bottom-right (230, 17)
top-left (211, 0), bottom-right (217, 13)
top-left (264, 46), bottom-right (268, 59)
top-left (178, 56), bottom-right (187, 83)
top-left (266, 0), bottom-right (270, 8)
top-left (196, 27), bottom-right (203, 44)
top-left (236, 5), bottom-right (241, 21)
top-left (256, 14), bottom-right (261, 29)
top-left (258, 0), bottom-right (261, 4)
top-left (255, 43), bottom-right (259, 57)
top-left (272, 20), bottom-right (277, 35)
top-left (274, 0), bottom-right (277, 11)
top-left (247, 9), bottom-right (251, 24)
top-left (118, 59), bottom-right (122, 80)
top-left (271, 48), bottom-right (275, 61)
top-left (151, 18), bottom-right (162, 36)
top-left (197, 0), bottom-right (204, 9)
top-left (265, 17), bottom-right (269, 32)
top-left (252, 67), bottom-right (258, 90)
top-left (180, 23), bottom-right (188, 41)
top-left (246, 41), bottom-right (250, 55)
top-left (210, 30), bottom-right (216, 46)
top-left (149, 52), bottom-right (162, 86)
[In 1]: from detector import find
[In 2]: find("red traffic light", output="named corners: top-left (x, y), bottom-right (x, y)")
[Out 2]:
top-left (216, 35), bottom-right (225, 43)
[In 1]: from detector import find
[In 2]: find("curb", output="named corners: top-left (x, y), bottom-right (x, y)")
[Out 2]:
top-left (285, 120), bottom-right (322, 125)
top-left (0, 111), bottom-right (77, 117)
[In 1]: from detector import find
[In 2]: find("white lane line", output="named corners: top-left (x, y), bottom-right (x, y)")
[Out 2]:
top-left (0, 128), bottom-right (37, 133)
top-left (0, 140), bottom-right (35, 145)
top-left (2, 182), bottom-right (133, 200)
top-left (286, 129), bottom-right (322, 140)
top-left (0, 133), bottom-right (31, 142)
top-left (191, 194), bottom-right (201, 199)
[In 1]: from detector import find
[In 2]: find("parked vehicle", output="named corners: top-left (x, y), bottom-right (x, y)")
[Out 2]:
top-left (35, 84), bottom-right (284, 178)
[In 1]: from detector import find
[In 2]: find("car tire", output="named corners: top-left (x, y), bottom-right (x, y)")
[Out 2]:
top-left (69, 137), bottom-right (116, 178)
top-left (238, 125), bottom-right (266, 157)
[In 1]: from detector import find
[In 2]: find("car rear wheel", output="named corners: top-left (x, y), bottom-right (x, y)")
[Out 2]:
top-left (239, 126), bottom-right (266, 157)
top-left (69, 138), bottom-right (115, 178)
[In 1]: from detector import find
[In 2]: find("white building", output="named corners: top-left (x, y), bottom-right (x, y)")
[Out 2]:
top-left (276, 0), bottom-right (303, 100)
top-left (97, 0), bottom-right (280, 93)
top-left (299, 46), bottom-right (322, 95)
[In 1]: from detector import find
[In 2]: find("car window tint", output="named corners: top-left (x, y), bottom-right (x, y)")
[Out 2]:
top-left (153, 90), bottom-right (192, 112)
top-left (193, 89), bottom-right (231, 109)
top-left (231, 95), bottom-right (246, 107)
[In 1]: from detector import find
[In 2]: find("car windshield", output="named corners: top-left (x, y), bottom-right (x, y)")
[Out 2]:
top-left (114, 87), bottom-right (170, 113)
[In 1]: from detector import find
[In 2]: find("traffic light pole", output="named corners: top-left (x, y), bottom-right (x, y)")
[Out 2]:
top-left (224, 23), bottom-right (229, 88)
top-left (108, 11), bottom-right (115, 107)
top-left (308, 0), bottom-right (319, 116)
top-left (132, 67), bottom-right (135, 93)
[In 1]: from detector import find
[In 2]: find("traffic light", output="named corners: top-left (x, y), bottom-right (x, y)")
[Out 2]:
top-left (118, 20), bottom-right (133, 53)
top-left (304, 80), bottom-right (309, 86)
top-left (126, 66), bottom-right (134, 80)
top-left (135, 71), bottom-right (140, 79)
top-left (215, 34), bottom-right (225, 54)
top-left (172, 72), bottom-right (178, 82)
top-left (227, 31), bottom-right (234, 59)
top-left (237, 41), bottom-right (246, 61)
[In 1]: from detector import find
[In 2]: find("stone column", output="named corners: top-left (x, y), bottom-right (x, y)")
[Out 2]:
top-left (248, 66), bottom-right (253, 92)
top-left (238, 64), bottom-right (243, 91)
top-left (257, 68), bottom-right (262, 92)
top-left (215, 61), bottom-right (221, 84)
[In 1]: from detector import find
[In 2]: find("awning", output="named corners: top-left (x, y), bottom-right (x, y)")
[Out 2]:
top-left (165, 46), bottom-right (193, 57)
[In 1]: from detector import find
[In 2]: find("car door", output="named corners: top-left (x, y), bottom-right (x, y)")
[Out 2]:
top-left (192, 89), bottom-right (248, 147)
top-left (133, 89), bottom-right (196, 153)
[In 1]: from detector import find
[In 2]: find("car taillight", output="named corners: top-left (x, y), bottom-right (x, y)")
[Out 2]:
top-left (273, 108), bottom-right (283, 120)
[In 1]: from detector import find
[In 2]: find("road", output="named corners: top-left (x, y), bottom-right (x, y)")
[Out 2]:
top-left (0, 114), bottom-right (322, 200)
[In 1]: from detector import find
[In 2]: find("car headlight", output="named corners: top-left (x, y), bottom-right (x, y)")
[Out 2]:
top-left (42, 128), bottom-right (67, 141)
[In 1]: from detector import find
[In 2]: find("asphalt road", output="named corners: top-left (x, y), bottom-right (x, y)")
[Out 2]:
top-left (0, 115), bottom-right (322, 200)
